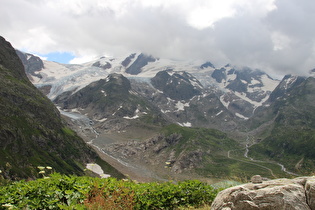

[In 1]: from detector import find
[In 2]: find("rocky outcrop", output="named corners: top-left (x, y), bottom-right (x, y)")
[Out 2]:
top-left (151, 70), bottom-right (203, 101)
top-left (211, 176), bottom-right (315, 210)
top-left (92, 60), bottom-right (112, 69)
top-left (268, 74), bottom-right (305, 102)
top-left (125, 53), bottom-right (156, 75)
top-left (15, 50), bottom-right (44, 80)
top-left (121, 53), bottom-right (136, 67)
top-left (200, 61), bottom-right (215, 69)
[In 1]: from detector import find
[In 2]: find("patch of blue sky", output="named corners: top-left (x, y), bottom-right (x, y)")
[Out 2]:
top-left (41, 52), bottom-right (75, 64)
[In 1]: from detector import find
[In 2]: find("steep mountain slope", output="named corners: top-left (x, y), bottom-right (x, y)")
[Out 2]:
top-left (0, 36), bottom-right (120, 180)
top-left (137, 70), bottom-right (238, 131)
top-left (15, 50), bottom-right (44, 81)
top-left (248, 76), bottom-right (315, 174)
top-left (151, 70), bottom-right (203, 101)
top-left (125, 53), bottom-right (156, 75)
top-left (54, 73), bottom-right (167, 132)
top-left (213, 66), bottom-right (279, 119)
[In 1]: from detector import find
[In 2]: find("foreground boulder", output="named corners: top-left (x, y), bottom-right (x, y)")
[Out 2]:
top-left (211, 176), bottom-right (315, 210)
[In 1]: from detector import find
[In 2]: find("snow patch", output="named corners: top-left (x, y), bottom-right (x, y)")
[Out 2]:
top-left (86, 163), bottom-right (111, 178)
top-left (175, 101), bottom-right (190, 111)
top-left (123, 115), bottom-right (139, 119)
top-left (260, 75), bottom-right (279, 92)
top-left (95, 118), bottom-right (107, 122)
top-left (123, 108), bottom-right (145, 119)
top-left (101, 90), bottom-right (107, 96)
top-left (220, 95), bottom-right (230, 109)
top-left (234, 92), bottom-right (262, 107)
top-left (178, 122), bottom-right (192, 127)
top-left (284, 76), bottom-right (298, 90)
top-left (70, 108), bottom-right (81, 113)
top-left (226, 72), bottom-right (237, 81)
top-left (167, 71), bottom-right (175, 76)
top-left (190, 79), bottom-right (203, 89)
top-left (235, 112), bottom-right (249, 120)
top-left (251, 79), bottom-right (261, 85)
top-left (216, 110), bottom-right (223, 116)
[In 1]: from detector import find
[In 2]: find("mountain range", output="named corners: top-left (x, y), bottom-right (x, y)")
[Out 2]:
top-left (9, 44), bottom-right (315, 180)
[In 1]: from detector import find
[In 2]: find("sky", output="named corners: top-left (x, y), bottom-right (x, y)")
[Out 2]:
top-left (1, 0), bottom-right (315, 78)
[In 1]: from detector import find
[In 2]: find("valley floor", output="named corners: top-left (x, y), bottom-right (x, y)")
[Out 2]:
top-left (90, 143), bottom-right (155, 182)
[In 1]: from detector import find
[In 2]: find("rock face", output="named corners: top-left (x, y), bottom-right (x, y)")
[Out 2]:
top-left (125, 53), bottom-right (156, 75)
top-left (151, 70), bottom-right (203, 100)
top-left (211, 176), bottom-right (315, 210)
top-left (16, 50), bottom-right (44, 80)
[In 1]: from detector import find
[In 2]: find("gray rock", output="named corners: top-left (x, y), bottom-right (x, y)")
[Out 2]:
top-left (211, 176), bottom-right (315, 210)
top-left (305, 178), bottom-right (315, 209)
top-left (250, 175), bottom-right (263, 184)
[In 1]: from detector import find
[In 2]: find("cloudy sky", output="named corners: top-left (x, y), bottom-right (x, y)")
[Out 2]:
top-left (1, 0), bottom-right (315, 77)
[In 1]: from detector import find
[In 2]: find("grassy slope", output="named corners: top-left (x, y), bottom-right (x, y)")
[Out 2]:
top-left (249, 77), bottom-right (315, 174)
top-left (0, 36), bottom-right (123, 180)
top-left (159, 124), bottom-right (254, 179)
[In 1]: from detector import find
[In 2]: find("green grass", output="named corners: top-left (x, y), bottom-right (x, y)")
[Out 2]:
top-left (156, 124), bottom-right (296, 179)
top-left (61, 127), bottom-right (76, 136)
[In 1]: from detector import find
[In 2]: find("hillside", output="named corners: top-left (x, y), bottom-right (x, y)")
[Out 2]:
top-left (0, 36), bottom-right (122, 180)
top-left (101, 124), bottom-right (245, 179)
top-left (248, 76), bottom-right (315, 174)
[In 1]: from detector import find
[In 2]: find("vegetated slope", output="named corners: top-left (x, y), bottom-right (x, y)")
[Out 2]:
top-left (102, 124), bottom-right (252, 179)
top-left (0, 36), bottom-right (107, 180)
top-left (248, 76), bottom-right (315, 174)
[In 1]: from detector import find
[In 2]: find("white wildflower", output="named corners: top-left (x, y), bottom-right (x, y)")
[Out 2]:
top-left (37, 166), bottom-right (45, 170)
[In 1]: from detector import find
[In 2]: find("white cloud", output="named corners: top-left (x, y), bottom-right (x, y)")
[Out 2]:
top-left (21, 27), bottom-right (57, 53)
top-left (69, 53), bottom-right (97, 64)
top-left (1, 0), bottom-right (315, 77)
top-left (271, 31), bottom-right (291, 51)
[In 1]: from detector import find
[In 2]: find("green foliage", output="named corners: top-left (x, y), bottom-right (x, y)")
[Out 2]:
top-left (0, 174), bottom-right (219, 209)
top-left (132, 180), bottom-right (218, 209)
top-left (161, 124), bottom-right (238, 150)
top-left (245, 77), bottom-right (315, 175)
top-left (61, 127), bottom-right (75, 136)
top-left (158, 124), bottom-right (250, 178)
top-left (249, 127), bottom-right (315, 174)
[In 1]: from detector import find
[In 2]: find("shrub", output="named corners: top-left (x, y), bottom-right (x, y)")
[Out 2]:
top-left (0, 173), bottom-right (219, 209)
